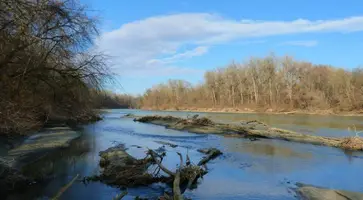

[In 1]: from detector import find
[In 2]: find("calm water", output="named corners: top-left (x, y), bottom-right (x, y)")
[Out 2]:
top-left (7, 109), bottom-right (363, 200)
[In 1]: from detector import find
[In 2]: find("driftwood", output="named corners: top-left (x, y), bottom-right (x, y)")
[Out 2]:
top-left (148, 150), bottom-right (175, 177)
top-left (173, 153), bottom-right (184, 200)
top-left (146, 148), bottom-right (220, 199)
top-left (88, 145), bottom-right (222, 199)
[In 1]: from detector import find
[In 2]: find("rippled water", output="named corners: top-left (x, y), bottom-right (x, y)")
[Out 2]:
top-left (7, 109), bottom-right (363, 200)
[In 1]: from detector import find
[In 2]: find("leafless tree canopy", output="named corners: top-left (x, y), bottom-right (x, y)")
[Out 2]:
top-left (0, 0), bottom-right (109, 134)
top-left (91, 90), bottom-right (138, 109)
top-left (140, 55), bottom-right (363, 112)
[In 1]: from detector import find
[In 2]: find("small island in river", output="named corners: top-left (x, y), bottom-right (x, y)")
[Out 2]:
top-left (133, 115), bottom-right (363, 151)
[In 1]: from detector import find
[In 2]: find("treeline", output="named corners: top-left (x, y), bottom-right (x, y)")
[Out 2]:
top-left (0, 0), bottom-right (109, 134)
top-left (92, 91), bottom-right (138, 109)
top-left (140, 55), bottom-right (363, 113)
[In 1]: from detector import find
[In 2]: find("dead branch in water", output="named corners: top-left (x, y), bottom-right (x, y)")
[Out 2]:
top-left (112, 191), bottom-right (128, 200)
top-left (173, 152), bottom-right (184, 200)
top-left (148, 150), bottom-right (175, 177)
top-left (197, 148), bottom-right (223, 166)
top-left (148, 148), bottom-right (221, 198)
top-left (51, 174), bottom-right (79, 200)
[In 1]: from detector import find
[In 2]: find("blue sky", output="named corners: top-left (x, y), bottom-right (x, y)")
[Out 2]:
top-left (81, 0), bottom-right (363, 95)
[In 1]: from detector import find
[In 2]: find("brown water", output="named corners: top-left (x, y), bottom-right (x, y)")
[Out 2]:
top-left (6, 109), bottom-right (363, 200)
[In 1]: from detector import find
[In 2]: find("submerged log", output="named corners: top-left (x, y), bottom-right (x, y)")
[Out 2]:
top-left (197, 148), bottom-right (222, 166)
top-left (155, 141), bottom-right (178, 148)
top-left (135, 115), bottom-right (363, 151)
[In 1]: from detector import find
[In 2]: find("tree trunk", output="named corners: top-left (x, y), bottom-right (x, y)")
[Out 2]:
top-left (252, 78), bottom-right (258, 104)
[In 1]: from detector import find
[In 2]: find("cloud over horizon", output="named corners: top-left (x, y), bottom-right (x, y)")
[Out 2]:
top-left (96, 13), bottom-right (363, 76)
top-left (280, 40), bottom-right (318, 47)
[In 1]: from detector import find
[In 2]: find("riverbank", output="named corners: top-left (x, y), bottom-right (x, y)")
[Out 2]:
top-left (140, 107), bottom-right (363, 117)
top-left (134, 115), bottom-right (363, 151)
top-left (0, 124), bottom-right (83, 195)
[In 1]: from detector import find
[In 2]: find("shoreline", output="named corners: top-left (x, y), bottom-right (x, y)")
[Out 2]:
top-left (140, 107), bottom-right (363, 117)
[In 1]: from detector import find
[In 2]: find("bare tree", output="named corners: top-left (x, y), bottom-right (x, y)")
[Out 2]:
top-left (140, 55), bottom-right (363, 113)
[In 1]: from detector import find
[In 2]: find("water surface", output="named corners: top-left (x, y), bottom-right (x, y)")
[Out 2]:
top-left (7, 109), bottom-right (363, 200)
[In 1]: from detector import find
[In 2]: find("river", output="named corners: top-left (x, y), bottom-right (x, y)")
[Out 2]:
top-left (7, 109), bottom-right (363, 200)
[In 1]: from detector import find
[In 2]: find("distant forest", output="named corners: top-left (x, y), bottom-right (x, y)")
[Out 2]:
top-left (93, 91), bottom-right (137, 109)
top-left (140, 55), bottom-right (363, 113)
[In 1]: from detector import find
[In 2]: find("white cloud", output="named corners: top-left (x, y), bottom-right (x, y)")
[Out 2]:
top-left (148, 46), bottom-right (208, 65)
top-left (280, 40), bottom-right (318, 47)
top-left (97, 14), bottom-right (363, 76)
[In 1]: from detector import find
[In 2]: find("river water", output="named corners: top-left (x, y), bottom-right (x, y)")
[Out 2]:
top-left (7, 109), bottom-right (363, 200)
